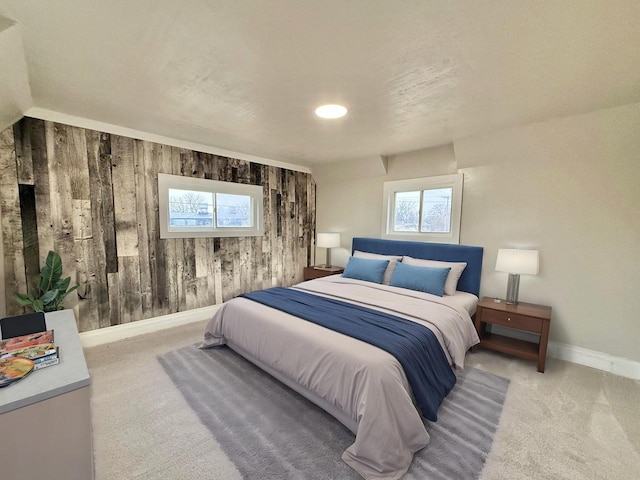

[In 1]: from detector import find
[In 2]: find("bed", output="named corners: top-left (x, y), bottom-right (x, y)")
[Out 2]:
top-left (201, 237), bottom-right (484, 480)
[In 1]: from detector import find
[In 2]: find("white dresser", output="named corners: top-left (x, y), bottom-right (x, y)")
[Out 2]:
top-left (0, 309), bottom-right (93, 480)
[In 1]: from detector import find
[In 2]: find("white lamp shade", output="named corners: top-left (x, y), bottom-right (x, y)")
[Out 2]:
top-left (316, 232), bottom-right (341, 248)
top-left (495, 249), bottom-right (539, 275)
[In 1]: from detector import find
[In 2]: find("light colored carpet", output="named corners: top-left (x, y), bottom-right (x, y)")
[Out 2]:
top-left (158, 343), bottom-right (508, 479)
top-left (84, 321), bottom-right (640, 479)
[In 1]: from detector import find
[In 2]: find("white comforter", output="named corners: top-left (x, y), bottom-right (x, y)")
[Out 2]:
top-left (201, 276), bottom-right (480, 479)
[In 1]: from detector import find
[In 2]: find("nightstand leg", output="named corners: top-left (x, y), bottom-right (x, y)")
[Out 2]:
top-left (538, 320), bottom-right (551, 373)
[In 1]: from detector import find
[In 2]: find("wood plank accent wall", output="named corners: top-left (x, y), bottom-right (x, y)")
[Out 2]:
top-left (0, 117), bottom-right (315, 332)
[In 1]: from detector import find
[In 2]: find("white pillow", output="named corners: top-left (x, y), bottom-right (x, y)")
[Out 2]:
top-left (401, 256), bottom-right (467, 296)
top-left (353, 250), bottom-right (402, 285)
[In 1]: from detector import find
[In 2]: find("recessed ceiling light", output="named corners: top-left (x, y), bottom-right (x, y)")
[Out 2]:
top-left (315, 104), bottom-right (348, 119)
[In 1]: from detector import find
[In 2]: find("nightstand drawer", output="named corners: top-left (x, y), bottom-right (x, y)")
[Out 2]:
top-left (481, 309), bottom-right (543, 333)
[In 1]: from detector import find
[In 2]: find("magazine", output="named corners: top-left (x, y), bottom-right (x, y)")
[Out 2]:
top-left (31, 347), bottom-right (59, 364)
top-left (0, 330), bottom-right (54, 355)
top-left (0, 342), bottom-right (57, 360)
top-left (33, 355), bottom-right (60, 370)
top-left (0, 356), bottom-right (35, 387)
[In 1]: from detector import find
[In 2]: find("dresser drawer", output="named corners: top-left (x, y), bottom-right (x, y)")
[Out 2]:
top-left (480, 308), bottom-right (543, 333)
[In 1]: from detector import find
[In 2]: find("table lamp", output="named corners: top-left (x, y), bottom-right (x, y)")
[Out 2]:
top-left (316, 232), bottom-right (341, 268)
top-left (495, 248), bottom-right (539, 305)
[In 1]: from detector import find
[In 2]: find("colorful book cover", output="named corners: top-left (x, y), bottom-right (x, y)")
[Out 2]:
top-left (0, 330), bottom-right (54, 355)
top-left (32, 347), bottom-right (59, 364)
top-left (0, 342), bottom-right (57, 360)
top-left (0, 356), bottom-right (35, 387)
top-left (33, 356), bottom-right (60, 370)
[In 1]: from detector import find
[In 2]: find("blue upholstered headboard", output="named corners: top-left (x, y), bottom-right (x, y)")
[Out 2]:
top-left (352, 237), bottom-right (484, 297)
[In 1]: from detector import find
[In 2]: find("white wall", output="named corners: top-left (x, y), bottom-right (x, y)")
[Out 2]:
top-left (314, 102), bottom-right (640, 363)
top-left (0, 16), bottom-right (32, 131)
top-left (314, 144), bottom-right (456, 266)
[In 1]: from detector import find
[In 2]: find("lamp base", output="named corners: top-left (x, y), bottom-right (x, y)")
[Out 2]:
top-left (505, 273), bottom-right (520, 305)
top-left (325, 248), bottom-right (333, 269)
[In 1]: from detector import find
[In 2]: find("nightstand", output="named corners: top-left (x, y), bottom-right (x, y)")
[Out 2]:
top-left (473, 297), bottom-right (552, 373)
top-left (303, 266), bottom-right (344, 280)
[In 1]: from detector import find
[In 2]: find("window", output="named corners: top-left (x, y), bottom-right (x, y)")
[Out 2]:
top-left (158, 173), bottom-right (263, 238)
top-left (382, 173), bottom-right (463, 244)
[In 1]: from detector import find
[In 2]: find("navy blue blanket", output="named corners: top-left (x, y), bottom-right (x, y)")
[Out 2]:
top-left (241, 287), bottom-right (456, 421)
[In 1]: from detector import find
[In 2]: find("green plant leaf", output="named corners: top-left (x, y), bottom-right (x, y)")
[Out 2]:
top-left (39, 251), bottom-right (63, 292)
top-left (15, 250), bottom-right (78, 312)
top-left (39, 289), bottom-right (59, 305)
top-left (55, 285), bottom-right (79, 305)
top-left (53, 276), bottom-right (71, 293)
top-left (14, 292), bottom-right (33, 307)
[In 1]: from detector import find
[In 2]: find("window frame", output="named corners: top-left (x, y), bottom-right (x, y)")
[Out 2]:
top-left (158, 173), bottom-right (264, 239)
top-left (381, 173), bottom-right (463, 244)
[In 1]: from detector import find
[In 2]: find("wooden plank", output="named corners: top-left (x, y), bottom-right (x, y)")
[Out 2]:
top-left (49, 123), bottom-right (78, 313)
top-left (213, 245), bottom-right (223, 305)
top-left (18, 184), bottom-right (40, 297)
top-left (209, 155), bottom-right (222, 181)
top-left (74, 199), bottom-right (99, 332)
top-left (195, 238), bottom-right (208, 278)
top-left (250, 162), bottom-right (262, 186)
top-left (183, 237), bottom-right (198, 310)
top-left (295, 171), bottom-right (307, 284)
top-left (67, 124), bottom-right (96, 327)
top-left (107, 272), bottom-right (121, 326)
top-left (13, 118), bottom-right (34, 185)
top-left (85, 129), bottom-right (113, 328)
top-left (237, 159), bottom-right (250, 185)
top-left (118, 256), bottom-right (142, 323)
top-left (0, 125), bottom-right (27, 315)
top-left (219, 238), bottom-right (235, 301)
top-left (110, 135), bottom-right (138, 257)
top-left (67, 126), bottom-right (90, 200)
top-left (31, 119), bottom-right (53, 267)
top-left (134, 140), bottom-right (152, 317)
top-left (143, 142), bottom-right (163, 317)
top-left (308, 175), bottom-right (316, 266)
top-left (152, 143), bottom-right (173, 314)
top-left (193, 150), bottom-right (206, 179)
top-left (180, 148), bottom-right (195, 177)
top-left (205, 237), bottom-right (217, 302)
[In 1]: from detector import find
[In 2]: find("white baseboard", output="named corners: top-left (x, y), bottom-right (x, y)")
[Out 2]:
top-left (79, 304), bottom-right (222, 348)
top-left (547, 341), bottom-right (640, 381)
top-left (489, 325), bottom-right (640, 380)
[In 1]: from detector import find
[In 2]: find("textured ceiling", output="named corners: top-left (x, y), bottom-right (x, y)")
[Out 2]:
top-left (1, 0), bottom-right (639, 167)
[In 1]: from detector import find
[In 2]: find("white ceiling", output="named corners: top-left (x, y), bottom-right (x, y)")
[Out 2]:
top-left (1, 0), bottom-right (639, 167)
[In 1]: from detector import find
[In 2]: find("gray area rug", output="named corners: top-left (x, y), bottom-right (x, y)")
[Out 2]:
top-left (159, 344), bottom-right (509, 480)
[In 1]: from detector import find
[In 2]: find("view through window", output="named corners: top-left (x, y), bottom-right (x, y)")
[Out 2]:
top-left (168, 190), bottom-right (253, 229)
top-left (382, 173), bottom-right (463, 244)
top-left (159, 173), bottom-right (263, 238)
top-left (393, 187), bottom-right (452, 233)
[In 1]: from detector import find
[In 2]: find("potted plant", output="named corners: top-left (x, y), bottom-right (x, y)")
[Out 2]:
top-left (14, 251), bottom-right (79, 312)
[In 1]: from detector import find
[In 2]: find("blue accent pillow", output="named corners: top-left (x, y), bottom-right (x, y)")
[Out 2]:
top-left (342, 257), bottom-right (390, 284)
top-left (389, 261), bottom-right (451, 296)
